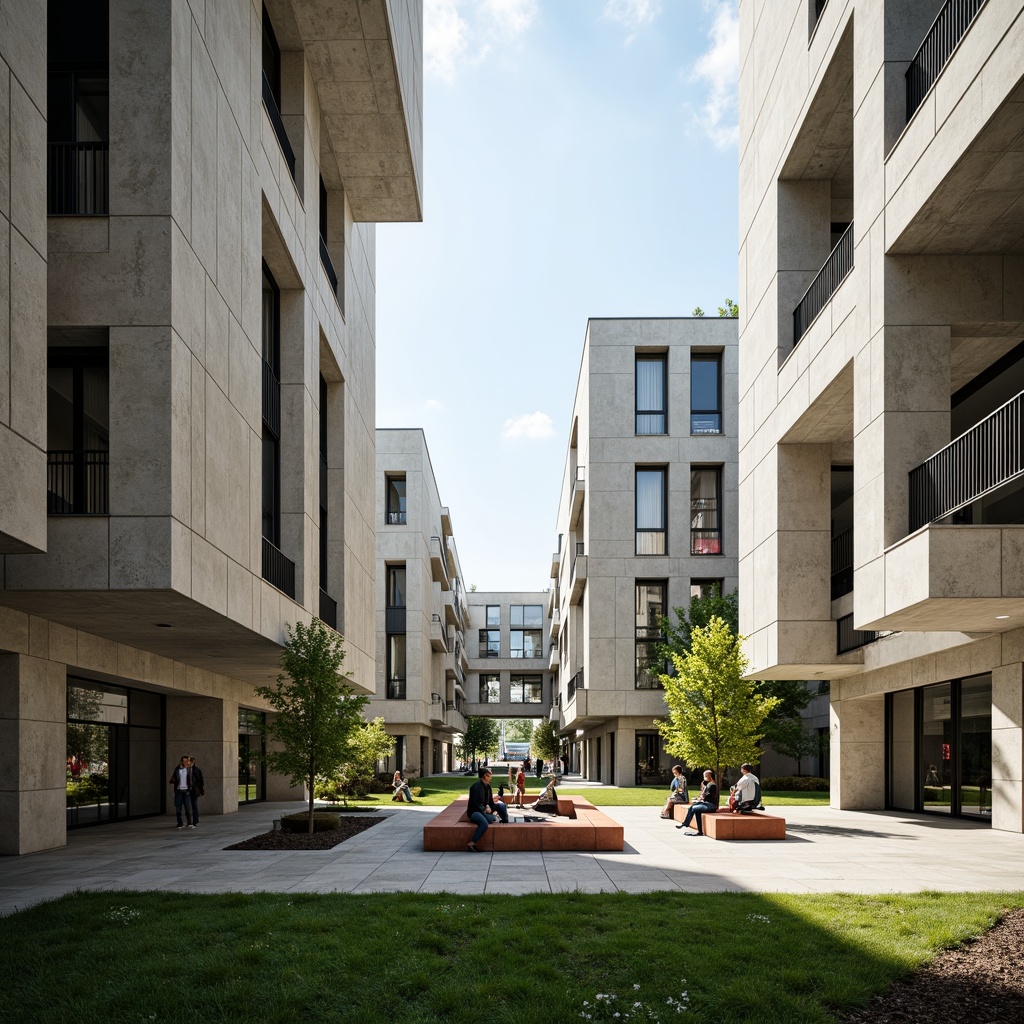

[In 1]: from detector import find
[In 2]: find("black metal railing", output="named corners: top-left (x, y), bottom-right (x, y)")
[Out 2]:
top-left (387, 510), bottom-right (407, 524)
top-left (387, 678), bottom-right (406, 700)
top-left (48, 142), bottom-right (109, 215)
top-left (319, 236), bottom-right (339, 298)
top-left (793, 222), bottom-right (854, 346)
top-left (908, 388), bottom-right (1024, 532)
top-left (261, 536), bottom-right (295, 598)
top-left (386, 607), bottom-right (407, 634)
top-left (432, 613), bottom-right (448, 651)
top-left (572, 542), bottom-right (584, 579)
top-left (837, 613), bottom-right (883, 654)
top-left (319, 589), bottom-right (337, 630)
top-left (831, 527), bottom-right (854, 599)
top-left (567, 669), bottom-right (584, 703)
top-left (47, 450), bottom-right (109, 514)
top-left (261, 70), bottom-right (296, 180)
top-left (906, 0), bottom-right (987, 121)
top-left (262, 359), bottom-right (280, 437)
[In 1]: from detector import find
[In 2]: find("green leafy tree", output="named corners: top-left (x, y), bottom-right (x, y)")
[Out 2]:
top-left (255, 620), bottom-right (368, 832)
top-left (317, 717), bottom-right (396, 805)
top-left (768, 718), bottom-right (821, 776)
top-left (659, 584), bottom-right (739, 657)
top-left (503, 718), bottom-right (535, 742)
top-left (692, 306), bottom-right (705, 317)
top-left (657, 616), bottom-right (780, 785)
top-left (718, 298), bottom-right (739, 317)
top-left (459, 717), bottom-right (501, 765)
top-left (531, 720), bottom-right (560, 764)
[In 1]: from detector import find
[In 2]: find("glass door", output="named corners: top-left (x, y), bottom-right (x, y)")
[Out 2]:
top-left (959, 675), bottom-right (992, 819)
top-left (920, 682), bottom-right (953, 813)
top-left (238, 710), bottom-right (266, 804)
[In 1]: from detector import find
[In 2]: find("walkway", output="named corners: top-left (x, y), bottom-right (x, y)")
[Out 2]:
top-left (2, 801), bottom-right (1022, 915)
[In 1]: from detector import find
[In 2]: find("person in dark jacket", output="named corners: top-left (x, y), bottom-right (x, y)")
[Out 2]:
top-left (676, 769), bottom-right (719, 836)
top-left (169, 755), bottom-right (194, 829)
top-left (188, 757), bottom-right (205, 826)
top-left (466, 768), bottom-right (508, 851)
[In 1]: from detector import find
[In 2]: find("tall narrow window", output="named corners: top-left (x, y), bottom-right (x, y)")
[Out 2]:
top-left (636, 468), bottom-right (667, 555)
top-left (635, 581), bottom-right (666, 689)
top-left (318, 176), bottom-right (341, 304)
top-left (261, 266), bottom-right (281, 546)
top-left (690, 467), bottom-right (722, 554)
top-left (486, 605), bottom-right (500, 627)
top-left (479, 673), bottom-right (501, 703)
top-left (386, 635), bottom-right (406, 699)
top-left (261, 4), bottom-right (295, 179)
top-left (318, 375), bottom-right (337, 628)
top-left (386, 475), bottom-right (406, 525)
top-left (690, 353), bottom-right (722, 434)
top-left (636, 353), bottom-right (667, 434)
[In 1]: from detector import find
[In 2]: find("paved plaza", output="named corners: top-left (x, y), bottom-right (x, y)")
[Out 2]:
top-left (2, 798), bottom-right (1023, 916)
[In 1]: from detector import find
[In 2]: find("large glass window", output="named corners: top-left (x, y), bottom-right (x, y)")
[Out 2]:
top-left (690, 353), bottom-right (722, 434)
top-left (239, 710), bottom-right (266, 804)
top-left (959, 676), bottom-right (992, 819)
top-left (511, 605), bottom-right (543, 659)
top-left (636, 353), bottom-right (667, 434)
top-left (386, 475), bottom-right (407, 525)
top-left (690, 467), bottom-right (722, 554)
top-left (920, 682), bottom-right (953, 814)
top-left (635, 581), bottom-right (666, 689)
top-left (479, 673), bottom-right (501, 703)
top-left (636, 468), bottom-right (667, 554)
top-left (486, 605), bottom-right (500, 627)
top-left (510, 675), bottom-right (543, 703)
top-left (479, 628), bottom-right (500, 658)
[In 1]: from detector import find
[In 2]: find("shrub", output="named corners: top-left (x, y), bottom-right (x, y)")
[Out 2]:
top-left (760, 775), bottom-right (829, 791)
top-left (281, 812), bottom-right (341, 833)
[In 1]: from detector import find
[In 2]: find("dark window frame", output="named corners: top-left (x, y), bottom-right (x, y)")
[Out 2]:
top-left (635, 352), bottom-right (668, 435)
top-left (689, 578), bottom-right (724, 600)
top-left (479, 673), bottom-right (501, 704)
top-left (635, 466), bottom-right (668, 555)
top-left (510, 674), bottom-right (543, 704)
top-left (690, 465), bottom-right (722, 556)
top-left (635, 580), bottom-right (667, 689)
top-left (385, 474), bottom-right (407, 525)
top-left (486, 605), bottom-right (500, 627)
top-left (478, 628), bottom-right (500, 658)
top-left (690, 352), bottom-right (723, 434)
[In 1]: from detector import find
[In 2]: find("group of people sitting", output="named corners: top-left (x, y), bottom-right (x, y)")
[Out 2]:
top-left (660, 762), bottom-right (763, 837)
top-left (465, 767), bottom-right (560, 851)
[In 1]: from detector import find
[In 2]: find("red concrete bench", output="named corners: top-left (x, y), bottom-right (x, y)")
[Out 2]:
top-left (422, 796), bottom-right (623, 852)
top-left (669, 802), bottom-right (785, 838)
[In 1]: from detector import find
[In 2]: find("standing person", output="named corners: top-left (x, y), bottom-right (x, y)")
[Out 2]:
top-left (515, 764), bottom-right (526, 808)
top-left (660, 765), bottom-right (689, 819)
top-left (508, 761), bottom-right (517, 794)
top-left (188, 756), bottom-right (205, 826)
top-left (676, 769), bottom-right (719, 836)
top-left (168, 755), bottom-right (194, 830)
top-left (561, 753), bottom-right (569, 776)
top-left (467, 768), bottom-right (508, 852)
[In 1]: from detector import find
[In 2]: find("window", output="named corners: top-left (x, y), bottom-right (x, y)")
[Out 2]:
top-left (635, 582), bottom-right (666, 689)
top-left (479, 673), bottom-right (500, 704)
top-left (511, 605), bottom-right (543, 658)
top-left (386, 475), bottom-right (406, 525)
top-left (319, 376), bottom-right (333, 623)
top-left (386, 635), bottom-right (406, 699)
top-left (387, 566), bottom-right (406, 608)
top-left (511, 605), bottom-right (543, 628)
top-left (261, 266), bottom-right (281, 546)
top-left (636, 353), bottom-right (667, 434)
top-left (479, 629), bottom-right (500, 658)
top-left (690, 353), bottom-right (722, 434)
top-left (486, 605), bottom-right (500, 627)
top-left (319, 176), bottom-right (341, 305)
top-left (47, 343), bottom-right (109, 514)
top-left (261, 4), bottom-right (296, 179)
top-left (690, 578), bottom-right (724, 601)
top-left (636, 468), bottom-right (667, 555)
top-left (510, 675), bottom-right (543, 703)
top-left (691, 467), bottom-right (722, 554)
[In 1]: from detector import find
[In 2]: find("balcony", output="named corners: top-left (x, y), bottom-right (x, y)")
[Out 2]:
top-left (319, 235), bottom-right (339, 300)
top-left (548, 608), bottom-right (559, 639)
top-left (429, 536), bottom-right (450, 589)
top-left (47, 450), bottom-right (109, 515)
top-left (319, 589), bottom-right (337, 630)
top-left (386, 678), bottom-right (406, 700)
top-left (570, 544), bottom-right (587, 605)
top-left (385, 607), bottom-right (406, 634)
top-left (831, 528), bottom-right (853, 600)
top-left (429, 692), bottom-right (447, 726)
top-left (549, 694), bottom-right (561, 725)
top-left (569, 467), bottom-right (586, 528)
top-left (793, 222), bottom-right (853, 347)
top-left (48, 142), bottom-right (108, 215)
top-left (550, 548), bottom-right (560, 577)
top-left (261, 70), bottom-right (296, 181)
top-left (548, 644), bottom-right (558, 671)
top-left (430, 613), bottom-right (447, 652)
top-left (443, 589), bottom-right (457, 628)
top-left (386, 509), bottom-right (407, 525)
top-left (261, 537), bottom-right (295, 599)
top-left (567, 669), bottom-right (584, 704)
top-left (906, 0), bottom-right (988, 122)
top-left (836, 614), bottom-right (885, 655)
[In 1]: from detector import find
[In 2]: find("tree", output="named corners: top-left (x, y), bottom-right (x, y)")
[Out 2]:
top-left (768, 717), bottom-right (820, 776)
top-left (659, 584), bottom-right (739, 658)
top-left (692, 306), bottom-right (706, 317)
top-left (657, 616), bottom-right (780, 785)
top-left (503, 718), bottom-right (535, 742)
top-left (718, 298), bottom-right (739, 317)
top-left (317, 717), bottom-right (396, 805)
top-left (531, 720), bottom-right (560, 764)
top-left (459, 717), bottom-right (501, 765)
top-left (255, 619), bottom-right (368, 833)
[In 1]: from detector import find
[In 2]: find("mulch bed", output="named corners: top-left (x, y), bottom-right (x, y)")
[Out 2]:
top-left (224, 816), bottom-right (384, 851)
top-left (844, 908), bottom-right (1024, 1023)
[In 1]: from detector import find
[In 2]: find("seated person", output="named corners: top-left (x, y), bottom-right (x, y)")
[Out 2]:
top-left (530, 775), bottom-right (559, 813)
top-left (466, 768), bottom-right (508, 852)
top-left (392, 770), bottom-right (413, 802)
top-left (676, 770), bottom-right (719, 836)
top-left (660, 765), bottom-right (689, 818)
top-left (730, 763), bottom-right (761, 813)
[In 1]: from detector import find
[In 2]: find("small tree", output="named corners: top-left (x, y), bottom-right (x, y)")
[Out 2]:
top-left (657, 616), bottom-right (780, 785)
top-left (718, 298), bottom-right (739, 317)
top-left (692, 306), bottom-right (706, 317)
top-left (317, 717), bottom-right (396, 805)
top-left (255, 620), bottom-right (367, 833)
top-left (531, 720), bottom-right (560, 764)
top-left (460, 717), bottom-right (501, 766)
top-left (659, 584), bottom-right (739, 658)
top-left (768, 718), bottom-right (821, 776)
top-left (503, 718), bottom-right (534, 742)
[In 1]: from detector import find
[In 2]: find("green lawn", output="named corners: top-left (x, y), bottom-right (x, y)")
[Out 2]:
top-left (2, 890), bottom-right (1020, 1023)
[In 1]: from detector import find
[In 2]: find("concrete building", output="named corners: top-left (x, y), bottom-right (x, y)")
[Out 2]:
top-left (739, 0), bottom-right (1024, 828)
top-left (549, 317), bottom-right (739, 785)
top-left (0, 0), bottom-right (423, 854)
top-left (371, 428), bottom-right (468, 778)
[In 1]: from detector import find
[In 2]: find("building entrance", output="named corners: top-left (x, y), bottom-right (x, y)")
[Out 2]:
top-left (238, 710), bottom-right (266, 804)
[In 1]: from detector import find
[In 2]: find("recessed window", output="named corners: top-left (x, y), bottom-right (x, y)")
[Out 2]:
top-left (479, 673), bottom-right (500, 703)
top-left (636, 467), bottom-right (667, 555)
top-left (386, 475), bottom-right (407, 525)
top-left (636, 353), bottom-right (667, 434)
top-left (386, 635), bottom-right (406, 699)
top-left (690, 354), bottom-right (722, 434)
top-left (511, 605), bottom-right (543, 658)
top-left (691, 467), bottom-right (722, 555)
top-left (635, 581), bottom-right (666, 689)
top-left (479, 628), bottom-right (500, 658)
top-left (510, 675), bottom-right (543, 703)
top-left (486, 605), bottom-right (500, 627)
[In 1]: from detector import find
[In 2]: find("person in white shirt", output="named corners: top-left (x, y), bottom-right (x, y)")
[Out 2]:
top-left (730, 763), bottom-right (760, 812)
top-left (168, 755), bottom-right (194, 829)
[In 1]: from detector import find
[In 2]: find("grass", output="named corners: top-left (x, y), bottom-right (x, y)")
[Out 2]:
top-left (2, 890), bottom-right (1021, 1023)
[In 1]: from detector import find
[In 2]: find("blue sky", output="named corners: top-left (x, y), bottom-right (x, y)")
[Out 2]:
top-left (376, 0), bottom-right (739, 591)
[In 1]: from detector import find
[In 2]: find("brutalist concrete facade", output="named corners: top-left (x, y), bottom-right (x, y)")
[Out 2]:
top-left (739, 0), bottom-right (1024, 828)
top-left (0, 0), bottom-right (423, 853)
top-left (549, 317), bottom-right (739, 786)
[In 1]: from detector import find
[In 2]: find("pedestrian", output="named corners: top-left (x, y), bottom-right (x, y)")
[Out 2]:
top-left (188, 756), bottom-right (205, 826)
top-left (168, 754), bottom-right (194, 830)
top-left (515, 764), bottom-right (526, 808)
top-left (466, 768), bottom-right (508, 851)
top-left (660, 765), bottom-right (689, 819)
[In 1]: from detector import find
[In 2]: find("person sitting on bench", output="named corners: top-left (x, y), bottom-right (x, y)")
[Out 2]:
top-left (676, 770), bottom-right (719, 836)
top-left (730, 763), bottom-right (761, 813)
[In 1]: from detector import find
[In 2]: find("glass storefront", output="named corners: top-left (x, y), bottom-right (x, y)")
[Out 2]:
top-left (238, 710), bottom-right (266, 804)
top-left (66, 679), bottom-right (163, 828)
top-left (887, 673), bottom-right (991, 821)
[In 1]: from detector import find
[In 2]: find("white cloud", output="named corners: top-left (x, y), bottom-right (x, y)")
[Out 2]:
top-left (602, 0), bottom-right (661, 41)
top-left (691, 1), bottom-right (739, 148)
top-left (424, 0), bottom-right (537, 82)
top-left (501, 411), bottom-right (556, 441)
top-left (423, 398), bottom-right (444, 412)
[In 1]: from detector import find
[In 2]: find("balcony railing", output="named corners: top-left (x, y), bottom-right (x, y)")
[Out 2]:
top-left (387, 678), bottom-right (406, 700)
top-left (386, 607), bottom-right (407, 634)
top-left (48, 142), bottom-right (109, 215)
top-left (831, 527), bottom-right (853, 600)
top-left (571, 541), bottom-right (585, 579)
top-left (261, 70), bottom-right (296, 180)
top-left (319, 236), bottom-right (339, 298)
top-left (567, 669), bottom-right (584, 703)
top-left (906, 0), bottom-right (987, 121)
top-left (318, 589), bottom-right (338, 630)
top-left (47, 450), bottom-right (109, 514)
top-left (793, 222), bottom-right (854, 346)
top-left (261, 536), bottom-right (295, 598)
top-left (836, 614), bottom-right (884, 655)
top-left (262, 359), bottom-right (280, 437)
top-left (908, 388), bottom-right (1024, 532)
